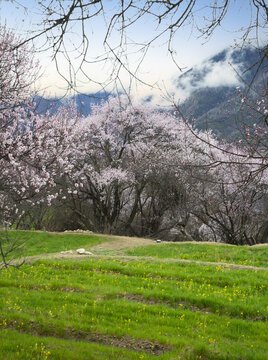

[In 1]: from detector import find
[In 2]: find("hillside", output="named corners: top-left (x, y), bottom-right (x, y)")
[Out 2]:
top-left (0, 231), bottom-right (267, 359)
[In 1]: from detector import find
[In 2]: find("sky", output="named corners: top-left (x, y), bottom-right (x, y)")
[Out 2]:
top-left (0, 0), bottom-right (267, 103)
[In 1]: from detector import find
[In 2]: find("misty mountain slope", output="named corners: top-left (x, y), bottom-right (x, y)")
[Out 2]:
top-left (176, 46), bottom-right (267, 138)
top-left (33, 96), bottom-right (64, 115)
top-left (177, 47), bottom-right (266, 93)
top-left (34, 93), bottom-right (110, 116)
top-left (73, 92), bottom-right (110, 116)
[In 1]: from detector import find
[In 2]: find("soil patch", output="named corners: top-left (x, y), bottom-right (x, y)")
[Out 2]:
top-left (119, 293), bottom-right (212, 313)
top-left (89, 235), bottom-right (155, 254)
top-left (0, 282), bottom-right (84, 293)
top-left (2, 320), bottom-right (172, 356)
top-left (113, 293), bottom-right (266, 321)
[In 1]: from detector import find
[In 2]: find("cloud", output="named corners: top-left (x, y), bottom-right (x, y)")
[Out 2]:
top-left (202, 60), bottom-right (241, 87)
top-left (172, 48), bottom-right (245, 101)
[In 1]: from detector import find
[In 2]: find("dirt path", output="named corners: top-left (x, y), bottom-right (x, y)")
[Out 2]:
top-left (4, 232), bottom-right (267, 271)
top-left (17, 253), bottom-right (267, 271)
top-left (89, 234), bottom-right (155, 254)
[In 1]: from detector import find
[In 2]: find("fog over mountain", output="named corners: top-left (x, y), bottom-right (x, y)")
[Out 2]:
top-left (174, 46), bottom-right (267, 138)
top-left (176, 47), bottom-right (264, 95)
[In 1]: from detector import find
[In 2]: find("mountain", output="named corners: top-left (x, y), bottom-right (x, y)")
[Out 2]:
top-left (34, 92), bottom-right (111, 116)
top-left (176, 47), bottom-right (267, 138)
top-left (72, 92), bottom-right (110, 117)
top-left (177, 47), bottom-right (265, 92)
top-left (33, 96), bottom-right (64, 115)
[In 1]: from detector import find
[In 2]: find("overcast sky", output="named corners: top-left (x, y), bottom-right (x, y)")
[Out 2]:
top-left (0, 0), bottom-right (266, 103)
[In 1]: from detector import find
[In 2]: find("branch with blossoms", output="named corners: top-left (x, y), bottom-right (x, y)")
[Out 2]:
top-left (172, 89), bottom-right (268, 181)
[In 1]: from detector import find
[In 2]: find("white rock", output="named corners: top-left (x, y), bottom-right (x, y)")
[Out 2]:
top-left (76, 248), bottom-right (93, 255)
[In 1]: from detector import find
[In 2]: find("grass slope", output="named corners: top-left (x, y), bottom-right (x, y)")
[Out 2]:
top-left (127, 243), bottom-right (268, 268)
top-left (0, 232), bottom-right (267, 359)
top-left (2, 230), bottom-right (109, 259)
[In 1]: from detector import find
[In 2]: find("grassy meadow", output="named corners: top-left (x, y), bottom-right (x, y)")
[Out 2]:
top-left (1, 230), bottom-right (110, 259)
top-left (127, 242), bottom-right (268, 268)
top-left (0, 231), bottom-right (267, 359)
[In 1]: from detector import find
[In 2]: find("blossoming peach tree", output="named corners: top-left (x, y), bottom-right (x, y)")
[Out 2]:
top-left (173, 87), bottom-right (268, 245)
top-left (52, 95), bottom-right (267, 244)
top-left (0, 26), bottom-right (78, 266)
top-left (52, 95), bottom-right (206, 234)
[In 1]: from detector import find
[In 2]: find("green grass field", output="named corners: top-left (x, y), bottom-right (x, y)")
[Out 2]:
top-left (0, 231), bottom-right (267, 359)
top-left (127, 242), bottom-right (268, 267)
top-left (1, 230), bottom-right (109, 259)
